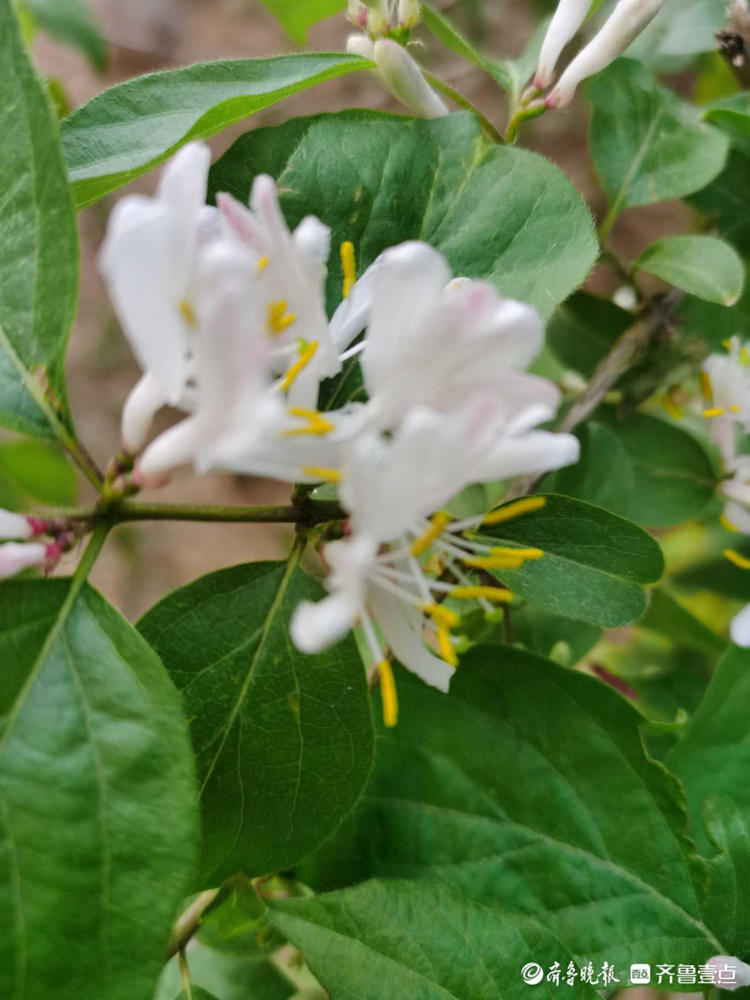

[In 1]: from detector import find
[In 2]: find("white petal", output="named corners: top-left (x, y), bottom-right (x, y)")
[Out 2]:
top-left (293, 216), bottom-right (332, 273)
top-left (724, 500), bottom-right (750, 534)
top-left (346, 32), bottom-right (375, 59)
top-left (121, 371), bottom-right (169, 454)
top-left (137, 416), bottom-right (204, 478)
top-left (731, 606), bottom-right (750, 648)
top-left (0, 509), bottom-right (33, 540)
top-left (157, 141), bottom-right (211, 212)
top-left (291, 594), bottom-right (361, 653)
top-left (535, 0), bottom-right (594, 89)
top-left (328, 254), bottom-right (386, 352)
top-left (476, 430), bottom-right (580, 481)
top-left (369, 587), bottom-right (455, 692)
top-left (0, 542), bottom-right (47, 579)
top-left (705, 955), bottom-right (750, 990)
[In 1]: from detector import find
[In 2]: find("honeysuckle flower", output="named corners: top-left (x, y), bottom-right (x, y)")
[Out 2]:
top-left (719, 457), bottom-right (750, 535)
top-left (291, 400), bottom-right (578, 705)
top-left (345, 36), bottom-right (448, 119)
top-left (0, 541), bottom-right (58, 580)
top-left (99, 142), bottom-right (213, 453)
top-left (546, 0), bottom-right (665, 109)
top-left (701, 337), bottom-right (750, 471)
top-left (216, 176), bottom-right (342, 409)
top-left (705, 955), bottom-right (750, 990)
top-left (535, 0), bottom-right (594, 90)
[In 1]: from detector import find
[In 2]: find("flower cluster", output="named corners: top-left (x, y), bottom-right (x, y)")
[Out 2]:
top-left (2, 142), bottom-right (581, 722)
top-left (700, 339), bottom-right (750, 646)
top-left (536, 0), bottom-right (665, 108)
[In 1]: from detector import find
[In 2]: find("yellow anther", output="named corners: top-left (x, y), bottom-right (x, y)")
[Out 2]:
top-left (268, 300), bottom-right (297, 336)
top-left (724, 548), bottom-right (750, 570)
top-left (301, 465), bottom-right (341, 483)
top-left (449, 586), bottom-right (514, 603)
top-left (699, 370), bottom-right (714, 405)
top-left (462, 554), bottom-right (525, 570)
top-left (378, 660), bottom-right (398, 728)
top-left (436, 625), bottom-right (458, 666)
top-left (410, 511), bottom-right (453, 557)
top-left (179, 298), bottom-right (197, 328)
top-left (703, 407), bottom-right (726, 418)
top-left (280, 341), bottom-right (319, 392)
top-left (721, 513), bottom-right (739, 532)
top-left (341, 241), bottom-right (356, 300)
top-left (491, 546), bottom-right (543, 560)
top-left (661, 391), bottom-right (683, 420)
top-left (283, 407), bottom-right (334, 437)
top-left (422, 603), bottom-right (459, 629)
top-left (723, 339), bottom-right (732, 350)
top-left (482, 496), bottom-right (547, 526)
top-left (425, 554), bottom-right (444, 576)
top-left (256, 255), bottom-right (269, 272)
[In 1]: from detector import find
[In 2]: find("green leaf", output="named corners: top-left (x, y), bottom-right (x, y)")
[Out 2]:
top-left (548, 411), bottom-right (717, 528)
top-left (258, 0), bottom-right (345, 44)
top-left (209, 111), bottom-right (598, 320)
top-left (0, 438), bottom-right (77, 506)
top-left (177, 989), bottom-right (221, 1000)
top-left (28, 0), bottom-right (107, 72)
top-left (639, 587), bottom-right (727, 655)
top-left (689, 148), bottom-right (750, 256)
top-left (635, 235), bottom-right (745, 305)
top-left (292, 650), bottom-right (724, 983)
top-left (631, 0), bottom-right (728, 63)
top-left (138, 559), bottom-right (374, 884)
top-left (547, 292), bottom-right (631, 378)
top-left (61, 53), bottom-right (371, 209)
top-left (479, 494), bottom-right (664, 626)
top-left (588, 59), bottom-right (729, 219)
top-left (0, 577), bottom-right (197, 1000)
top-left (0, 0), bottom-right (79, 439)
top-left (272, 879), bottom-right (600, 1000)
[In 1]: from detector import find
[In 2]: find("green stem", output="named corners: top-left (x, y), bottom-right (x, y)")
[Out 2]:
top-left (73, 524), bottom-right (109, 579)
top-left (57, 498), bottom-right (348, 527)
top-left (598, 202), bottom-right (621, 243)
top-left (422, 70), bottom-right (504, 144)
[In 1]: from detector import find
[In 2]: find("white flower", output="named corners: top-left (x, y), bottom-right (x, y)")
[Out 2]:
top-left (546, 0), bottom-right (665, 109)
top-left (346, 36), bottom-right (448, 119)
top-left (535, 0), bottom-right (594, 90)
top-left (99, 142), bottom-right (213, 453)
top-left (704, 956), bottom-right (750, 991)
top-left (0, 542), bottom-right (54, 580)
top-left (720, 456), bottom-right (750, 534)
top-left (702, 338), bottom-right (750, 471)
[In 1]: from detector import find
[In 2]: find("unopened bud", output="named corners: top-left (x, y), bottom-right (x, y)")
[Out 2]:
top-left (373, 39), bottom-right (449, 119)
top-left (346, 32), bottom-right (375, 61)
top-left (704, 956), bottom-right (750, 990)
top-left (346, 0), bottom-right (370, 29)
top-left (0, 541), bottom-right (51, 580)
top-left (546, 0), bottom-right (664, 109)
top-left (398, 0), bottom-right (421, 29)
top-left (0, 508), bottom-right (36, 541)
top-left (535, 0), bottom-right (594, 90)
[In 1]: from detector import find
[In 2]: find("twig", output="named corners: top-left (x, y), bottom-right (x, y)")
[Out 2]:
top-left (53, 498), bottom-right (348, 528)
top-left (166, 889), bottom-right (220, 961)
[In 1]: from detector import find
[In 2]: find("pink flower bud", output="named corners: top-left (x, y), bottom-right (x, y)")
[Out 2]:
top-left (0, 542), bottom-right (51, 580)
top-left (0, 508), bottom-right (35, 540)
top-left (535, 0), bottom-right (594, 90)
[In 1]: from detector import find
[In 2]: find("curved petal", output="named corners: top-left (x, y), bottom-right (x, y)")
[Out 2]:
top-left (290, 593), bottom-right (361, 653)
top-left (369, 586), bottom-right (455, 692)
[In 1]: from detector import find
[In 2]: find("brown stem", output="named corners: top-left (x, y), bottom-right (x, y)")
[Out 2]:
top-left (165, 889), bottom-right (220, 960)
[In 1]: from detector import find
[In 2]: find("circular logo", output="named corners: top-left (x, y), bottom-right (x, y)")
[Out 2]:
top-left (521, 963), bottom-right (544, 986)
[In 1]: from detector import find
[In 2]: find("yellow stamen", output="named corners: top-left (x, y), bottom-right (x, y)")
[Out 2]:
top-left (268, 300), bottom-right (297, 336)
top-left (723, 339), bottom-right (732, 350)
top-left (700, 370), bottom-right (714, 405)
top-left (742, 347), bottom-right (750, 366)
top-left (301, 465), bottom-right (341, 483)
top-left (489, 546), bottom-right (543, 560)
top-left (482, 496), bottom-right (547, 525)
top-left (703, 407), bottom-right (726, 418)
top-left (378, 660), bottom-right (398, 728)
top-left (280, 341), bottom-right (319, 392)
top-left (179, 298), bottom-right (197, 328)
top-left (422, 602), bottom-right (459, 629)
top-left (425, 554), bottom-right (444, 576)
top-left (449, 586), bottom-right (514, 603)
top-left (436, 624), bottom-right (458, 666)
top-left (724, 548), bottom-right (750, 570)
top-left (410, 511), bottom-right (453, 556)
top-left (283, 407), bottom-right (334, 437)
top-left (256, 255), bottom-right (269, 272)
top-left (341, 241), bottom-right (356, 300)
top-left (661, 391), bottom-right (683, 420)
top-left (462, 554), bottom-right (525, 570)
top-left (721, 513), bottom-right (739, 532)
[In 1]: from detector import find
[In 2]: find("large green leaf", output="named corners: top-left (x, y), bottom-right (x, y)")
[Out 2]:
top-left (272, 879), bottom-right (600, 1000)
top-left (0, 0), bottom-right (79, 439)
top-left (588, 59), bottom-right (729, 220)
top-left (258, 0), bottom-right (345, 43)
top-left (632, 0), bottom-right (727, 63)
top-left (139, 559), bottom-right (374, 885)
top-left (548, 411), bottom-right (717, 528)
top-left (0, 577), bottom-right (197, 1000)
top-left (27, 0), bottom-right (107, 71)
top-left (478, 494), bottom-right (664, 626)
top-left (635, 235), bottom-right (745, 305)
top-left (208, 111), bottom-right (598, 320)
top-left (292, 650), bottom-right (724, 987)
top-left (61, 53), bottom-right (370, 209)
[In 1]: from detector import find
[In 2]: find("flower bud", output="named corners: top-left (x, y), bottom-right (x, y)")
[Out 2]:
top-left (704, 955), bottom-right (750, 990)
top-left (346, 32), bottom-right (375, 61)
top-left (398, 0), bottom-right (421, 29)
top-left (0, 541), bottom-right (51, 580)
top-left (373, 39), bottom-right (448, 119)
top-left (0, 508), bottom-right (36, 541)
top-left (346, 0), bottom-right (370, 29)
top-left (535, 0), bottom-right (594, 90)
top-left (546, 0), bottom-right (664, 109)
